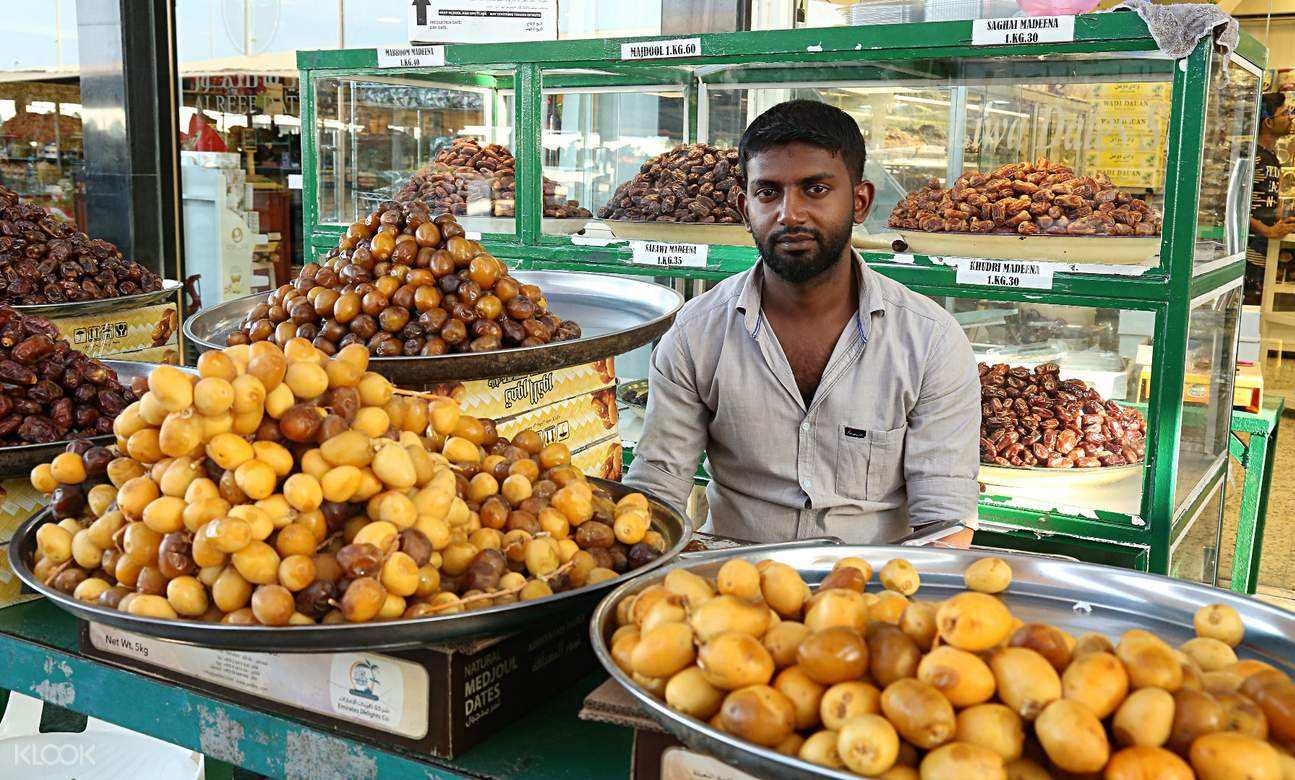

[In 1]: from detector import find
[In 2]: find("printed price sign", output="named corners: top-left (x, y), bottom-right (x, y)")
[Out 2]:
top-left (620, 37), bottom-right (702, 62)
top-left (376, 45), bottom-right (446, 68)
top-left (629, 241), bottom-right (709, 268)
top-left (408, 0), bottom-right (556, 44)
top-left (956, 258), bottom-right (1054, 290)
top-left (971, 16), bottom-right (1075, 46)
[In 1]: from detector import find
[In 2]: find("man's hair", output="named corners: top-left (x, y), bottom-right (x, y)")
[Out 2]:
top-left (1262, 92), bottom-right (1287, 122)
top-left (738, 100), bottom-right (867, 185)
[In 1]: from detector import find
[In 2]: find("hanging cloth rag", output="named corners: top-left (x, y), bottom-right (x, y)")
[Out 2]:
top-left (1106, 0), bottom-right (1239, 60)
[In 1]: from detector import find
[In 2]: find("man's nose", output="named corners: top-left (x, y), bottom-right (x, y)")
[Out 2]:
top-left (778, 191), bottom-right (807, 226)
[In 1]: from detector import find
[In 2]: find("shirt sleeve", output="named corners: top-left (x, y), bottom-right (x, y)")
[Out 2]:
top-left (622, 326), bottom-right (712, 519)
top-left (903, 320), bottom-right (981, 529)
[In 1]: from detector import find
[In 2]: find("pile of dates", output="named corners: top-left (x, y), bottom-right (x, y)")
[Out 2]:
top-left (394, 138), bottom-right (591, 219)
top-left (0, 306), bottom-right (137, 444)
top-left (228, 204), bottom-right (582, 357)
top-left (978, 362), bottom-right (1146, 469)
top-left (0, 185), bottom-right (164, 304)
top-left (889, 158), bottom-right (1162, 237)
top-left (598, 143), bottom-right (745, 224)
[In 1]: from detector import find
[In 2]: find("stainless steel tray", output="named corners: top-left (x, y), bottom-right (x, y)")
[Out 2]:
top-left (591, 545), bottom-right (1295, 780)
top-left (183, 270), bottom-right (682, 386)
top-left (12, 279), bottom-right (182, 317)
top-left (11, 478), bottom-right (692, 652)
top-left (0, 360), bottom-right (193, 478)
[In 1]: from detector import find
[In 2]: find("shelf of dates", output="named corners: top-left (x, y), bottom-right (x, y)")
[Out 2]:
top-left (0, 600), bottom-right (630, 779)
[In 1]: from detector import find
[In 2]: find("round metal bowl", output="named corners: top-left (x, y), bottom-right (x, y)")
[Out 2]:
top-left (183, 270), bottom-right (683, 386)
top-left (12, 478), bottom-right (692, 653)
top-left (591, 545), bottom-right (1295, 780)
top-left (11, 279), bottom-right (182, 318)
top-left (0, 360), bottom-right (194, 478)
top-left (978, 461), bottom-right (1143, 489)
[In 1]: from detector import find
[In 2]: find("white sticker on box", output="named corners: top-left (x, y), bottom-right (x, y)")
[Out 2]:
top-left (376, 44), bottom-right (446, 68)
top-left (890, 253), bottom-right (916, 265)
top-left (956, 258), bottom-right (1054, 290)
top-left (620, 37), bottom-right (701, 62)
top-left (286, 174), bottom-right (302, 190)
top-left (628, 240), bottom-right (708, 268)
top-left (972, 16), bottom-right (1075, 46)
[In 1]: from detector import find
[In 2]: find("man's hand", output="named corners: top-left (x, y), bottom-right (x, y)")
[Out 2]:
top-left (931, 527), bottom-right (975, 549)
top-left (1270, 218), bottom-right (1295, 240)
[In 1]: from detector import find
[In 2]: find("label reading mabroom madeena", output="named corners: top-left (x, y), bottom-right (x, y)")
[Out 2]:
top-left (971, 16), bottom-right (1075, 46)
top-left (620, 37), bottom-right (701, 61)
top-left (956, 258), bottom-right (1054, 290)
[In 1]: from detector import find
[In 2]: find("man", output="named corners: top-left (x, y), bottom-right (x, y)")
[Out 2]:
top-left (624, 100), bottom-right (980, 546)
top-left (1246, 92), bottom-right (1295, 305)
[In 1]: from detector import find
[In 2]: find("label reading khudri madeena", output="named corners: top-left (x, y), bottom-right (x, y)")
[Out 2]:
top-left (971, 16), bottom-right (1075, 46)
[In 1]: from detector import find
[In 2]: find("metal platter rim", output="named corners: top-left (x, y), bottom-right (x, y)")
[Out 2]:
top-left (590, 544), bottom-right (1295, 780)
top-left (10, 279), bottom-right (183, 317)
top-left (11, 477), bottom-right (693, 652)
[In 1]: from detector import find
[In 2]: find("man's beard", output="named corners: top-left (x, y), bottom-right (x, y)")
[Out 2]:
top-left (755, 222), bottom-right (854, 284)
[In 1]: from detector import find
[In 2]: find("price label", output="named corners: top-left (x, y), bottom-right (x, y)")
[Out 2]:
top-left (376, 45), bottom-right (446, 68)
top-left (629, 240), bottom-right (709, 268)
top-left (956, 259), bottom-right (1054, 290)
top-left (971, 16), bottom-right (1075, 46)
top-left (890, 253), bottom-right (916, 265)
top-left (620, 37), bottom-right (701, 62)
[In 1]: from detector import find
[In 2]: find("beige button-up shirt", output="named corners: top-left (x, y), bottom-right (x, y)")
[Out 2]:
top-left (624, 256), bottom-right (980, 544)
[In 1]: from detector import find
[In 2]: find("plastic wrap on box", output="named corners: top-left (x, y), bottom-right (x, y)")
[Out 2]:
top-left (0, 477), bottom-right (47, 609)
top-left (422, 358), bottom-right (615, 420)
top-left (494, 388), bottom-right (617, 454)
top-left (46, 302), bottom-right (181, 359)
top-left (571, 435), bottom-right (622, 481)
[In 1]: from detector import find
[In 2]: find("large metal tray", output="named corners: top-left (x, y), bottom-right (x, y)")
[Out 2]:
top-left (591, 544), bottom-right (1295, 780)
top-left (12, 279), bottom-right (183, 318)
top-left (11, 478), bottom-right (692, 652)
top-left (896, 230), bottom-right (1160, 264)
top-left (978, 461), bottom-right (1143, 488)
top-left (184, 270), bottom-right (682, 386)
top-left (0, 360), bottom-right (192, 478)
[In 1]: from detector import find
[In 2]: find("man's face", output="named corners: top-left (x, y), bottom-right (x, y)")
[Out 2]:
top-left (1273, 103), bottom-right (1294, 135)
top-left (739, 141), bottom-right (874, 284)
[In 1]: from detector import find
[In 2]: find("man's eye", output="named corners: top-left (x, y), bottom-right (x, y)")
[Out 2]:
top-left (807, 184), bottom-right (829, 195)
top-left (755, 189), bottom-right (777, 199)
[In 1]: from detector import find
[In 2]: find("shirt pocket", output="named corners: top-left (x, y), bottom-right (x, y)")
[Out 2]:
top-left (835, 425), bottom-right (907, 502)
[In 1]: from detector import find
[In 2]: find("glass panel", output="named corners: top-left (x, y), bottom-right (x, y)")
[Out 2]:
top-left (929, 296), bottom-right (1152, 517)
top-left (312, 73), bottom-right (512, 233)
top-left (1169, 481), bottom-right (1223, 586)
top-left (539, 78), bottom-right (687, 239)
top-left (1174, 285), bottom-right (1240, 512)
top-left (1195, 56), bottom-right (1261, 268)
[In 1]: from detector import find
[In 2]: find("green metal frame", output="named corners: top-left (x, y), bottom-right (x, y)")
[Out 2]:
top-left (295, 19), bottom-right (1267, 579)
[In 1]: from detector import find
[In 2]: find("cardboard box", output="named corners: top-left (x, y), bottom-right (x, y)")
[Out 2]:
top-left (106, 344), bottom-right (183, 365)
top-left (0, 477), bottom-right (47, 610)
top-left (1138, 364), bottom-right (1263, 412)
top-left (495, 387), bottom-right (618, 454)
top-left (572, 434), bottom-right (623, 481)
top-left (423, 358), bottom-right (616, 419)
top-left (80, 610), bottom-right (595, 759)
top-left (45, 300), bottom-right (182, 359)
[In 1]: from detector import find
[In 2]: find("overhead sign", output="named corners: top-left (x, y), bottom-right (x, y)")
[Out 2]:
top-left (409, 0), bottom-right (557, 45)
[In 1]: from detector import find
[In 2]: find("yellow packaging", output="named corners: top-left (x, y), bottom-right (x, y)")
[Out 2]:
top-left (423, 358), bottom-right (616, 419)
top-left (571, 434), bottom-right (622, 481)
top-left (494, 388), bottom-right (617, 453)
top-left (46, 301), bottom-right (181, 359)
top-left (0, 477), bottom-right (49, 609)
top-left (0, 547), bottom-right (39, 610)
top-left (108, 344), bottom-right (183, 365)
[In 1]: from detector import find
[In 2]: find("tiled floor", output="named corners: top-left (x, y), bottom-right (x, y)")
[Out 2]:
top-left (1219, 354), bottom-right (1295, 600)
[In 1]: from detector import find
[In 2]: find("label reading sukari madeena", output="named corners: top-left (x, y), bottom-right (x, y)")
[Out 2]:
top-left (629, 240), bottom-right (709, 268)
top-left (971, 16), bottom-right (1075, 46)
top-left (620, 37), bottom-right (701, 61)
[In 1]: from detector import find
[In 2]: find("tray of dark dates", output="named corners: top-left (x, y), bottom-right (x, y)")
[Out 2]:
top-left (0, 305), bottom-right (182, 476)
top-left (977, 362), bottom-right (1147, 488)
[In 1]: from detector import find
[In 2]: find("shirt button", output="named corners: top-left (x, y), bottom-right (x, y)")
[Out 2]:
top-left (801, 422), bottom-right (810, 433)
top-left (803, 478), bottom-right (813, 489)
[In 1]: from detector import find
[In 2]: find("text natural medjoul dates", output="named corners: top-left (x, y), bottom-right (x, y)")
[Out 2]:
top-left (978, 362), bottom-right (1146, 469)
top-left (889, 158), bottom-right (1162, 237)
top-left (598, 143), bottom-right (745, 224)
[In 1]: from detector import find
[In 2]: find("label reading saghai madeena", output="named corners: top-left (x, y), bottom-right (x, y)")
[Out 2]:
top-left (971, 16), bottom-right (1075, 46)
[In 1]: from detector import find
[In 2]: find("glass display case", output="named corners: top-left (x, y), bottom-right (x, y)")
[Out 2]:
top-left (297, 17), bottom-right (1266, 581)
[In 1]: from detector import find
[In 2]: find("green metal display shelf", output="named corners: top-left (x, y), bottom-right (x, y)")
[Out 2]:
top-left (0, 601), bottom-right (630, 780)
top-left (295, 19), bottom-right (1265, 580)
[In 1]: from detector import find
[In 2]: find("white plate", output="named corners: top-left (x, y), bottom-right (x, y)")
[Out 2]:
top-left (979, 462), bottom-right (1143, 488)
top-left (897, 230), bottom-right (1160, 264)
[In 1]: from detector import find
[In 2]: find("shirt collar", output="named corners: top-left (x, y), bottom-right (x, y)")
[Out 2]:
top-left (737, 251), bottom-right (886, 341)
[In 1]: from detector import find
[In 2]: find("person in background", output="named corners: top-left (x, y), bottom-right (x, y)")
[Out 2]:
top-left (624, 101), bottom-right (980, 547)
top-left (1246, 91), bottom-right (1294, 305)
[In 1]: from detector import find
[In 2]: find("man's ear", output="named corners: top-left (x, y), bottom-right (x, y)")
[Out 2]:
top-left (855, 180), bottom-right (875, 225)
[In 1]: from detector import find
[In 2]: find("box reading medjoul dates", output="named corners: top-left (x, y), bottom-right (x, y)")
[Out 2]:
top-left (889, 158), bottom-right (1162, 237)
top-left (598, 143), bottom-right (745, 224)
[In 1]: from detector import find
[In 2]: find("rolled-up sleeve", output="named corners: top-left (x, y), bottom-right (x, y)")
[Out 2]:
top-left (904, 321), bottom-right (981, 528)
top-left (623, 327), bottom-right (712, 517)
